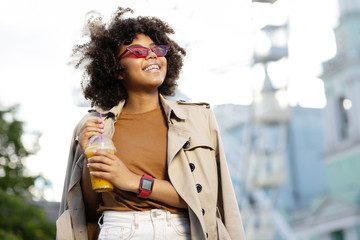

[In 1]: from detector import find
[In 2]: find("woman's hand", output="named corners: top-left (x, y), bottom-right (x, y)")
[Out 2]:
top-left (87, 150), bottom-right (140, 192)
top-left (78, 118), bottom-right (104, 153)
top-left (88, 150), bottom-right (187, 208)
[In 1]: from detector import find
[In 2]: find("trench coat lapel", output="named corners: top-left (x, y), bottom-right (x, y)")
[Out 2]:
top-left (167, 124), bottom-right (190, 165)
top-left (167, 120), bottom-right (207, 231)
top-left (161, 97), bottom-right (207, 235)
top-left (160, 96), bottom-right (188, 164)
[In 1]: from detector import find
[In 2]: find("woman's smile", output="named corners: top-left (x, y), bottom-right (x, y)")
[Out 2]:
top-left (143, 62), bottom-right (161, 72)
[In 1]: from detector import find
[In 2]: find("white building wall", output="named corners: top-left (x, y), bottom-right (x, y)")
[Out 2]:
top-left (339, 0), bottom-right (360, 15)
top-left (353, 77), bottom-right (360, 137)
top-left (324, 89), bottom-right (337, 149)
top-left (346, 77), bottom-right (357, 140)
top-left (344, 226), bottom-right (358, 240)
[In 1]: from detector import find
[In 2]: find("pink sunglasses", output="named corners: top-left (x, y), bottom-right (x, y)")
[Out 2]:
top-left (119, 45), bottom-right (170, 58)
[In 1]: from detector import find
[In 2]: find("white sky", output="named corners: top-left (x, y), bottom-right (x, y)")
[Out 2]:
top-left (0, 0), bottom-right (339, 201)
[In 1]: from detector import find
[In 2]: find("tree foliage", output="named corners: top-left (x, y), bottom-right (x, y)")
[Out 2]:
top-left (0, 105), bottom-right (55, 239)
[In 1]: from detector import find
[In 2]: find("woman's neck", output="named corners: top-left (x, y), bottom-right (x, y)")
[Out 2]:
top-left (123, 92), bottom-right (160, 114)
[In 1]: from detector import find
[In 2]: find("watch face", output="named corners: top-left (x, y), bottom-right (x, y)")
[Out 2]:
top-left (141, 178), bottom-right (153, 191)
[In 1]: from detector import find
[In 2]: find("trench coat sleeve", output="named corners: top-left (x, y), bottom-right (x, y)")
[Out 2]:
top-left (58, 127), bottom-right (77, 215)
top-left (56, 127), bottom-right (77, 240)
top-left (57, 116), bottom-right (91, 240)
top-left (56, 104), bottom-right (122, 240)
top-left (209, 110), bottom-right (246, 239)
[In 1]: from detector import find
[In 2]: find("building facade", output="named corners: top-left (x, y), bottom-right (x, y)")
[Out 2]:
top-left (213, 101), bottom-right (327, 239)
top-left (291, 0), bottom-right (360, 239)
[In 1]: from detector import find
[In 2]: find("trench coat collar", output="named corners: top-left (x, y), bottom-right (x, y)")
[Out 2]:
top-left (93, 94), bottom-right (188, 122)
top-left (94, 99), bottom-right (125, 121)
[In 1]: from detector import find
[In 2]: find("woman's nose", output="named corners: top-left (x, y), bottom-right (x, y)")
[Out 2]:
top-left (145, 49), bottom-right (157, 59)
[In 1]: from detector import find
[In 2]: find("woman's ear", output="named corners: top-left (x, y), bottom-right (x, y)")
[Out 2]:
top-left (118, 67), bottom-right (125, 80)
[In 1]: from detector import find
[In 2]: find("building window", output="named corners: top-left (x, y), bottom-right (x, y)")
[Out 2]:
top-left (330, 229), bottom-right (344, 240)
top-left (337, 96), bottom-right (351, 140)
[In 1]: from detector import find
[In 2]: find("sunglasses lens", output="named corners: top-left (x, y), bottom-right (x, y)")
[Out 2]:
top-left (152, 45), bottom-right (169, 57)
top-left (128, 46), bottom-right (149, 57)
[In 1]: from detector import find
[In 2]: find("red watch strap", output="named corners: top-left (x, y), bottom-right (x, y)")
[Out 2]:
top-left (137, 174), bottom-right (154, 199)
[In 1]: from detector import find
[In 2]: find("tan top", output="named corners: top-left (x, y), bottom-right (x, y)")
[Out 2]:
top-left (98, 106), bottom-right (186, 214)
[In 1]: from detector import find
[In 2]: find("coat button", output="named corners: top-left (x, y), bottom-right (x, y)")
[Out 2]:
top-left (183, 141), bottom-right (190, 149)
top-left (202, 208), bottom-right (205, 215)
top-left (196, 184), bottom-right (202, 193)
top-left (189, 163), bottom-right (195, 172)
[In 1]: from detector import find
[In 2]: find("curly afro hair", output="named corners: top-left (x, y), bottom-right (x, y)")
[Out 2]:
top-left (73, 7), bottom-right (186, 110)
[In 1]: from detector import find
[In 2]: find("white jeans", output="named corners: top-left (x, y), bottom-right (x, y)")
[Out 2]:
top-left (98, 209), bottom-right (191, 240)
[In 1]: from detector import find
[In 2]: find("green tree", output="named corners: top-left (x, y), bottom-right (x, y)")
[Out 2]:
top-left (0, 105), bottom-right (55, 239)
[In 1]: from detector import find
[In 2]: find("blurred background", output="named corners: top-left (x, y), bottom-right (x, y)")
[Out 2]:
top-left (0, 0), bottom-right (359, 239)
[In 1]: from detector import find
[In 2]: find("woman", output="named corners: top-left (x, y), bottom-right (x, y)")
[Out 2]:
top-left (57, 7), bottom-right (245, 240)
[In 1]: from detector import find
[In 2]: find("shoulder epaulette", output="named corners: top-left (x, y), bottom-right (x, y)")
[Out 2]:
top-left (176, 100), bottom-right (210, 109)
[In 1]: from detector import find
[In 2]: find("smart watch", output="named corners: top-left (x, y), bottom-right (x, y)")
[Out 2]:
top-left (137, 174), bottom-right (154, 199)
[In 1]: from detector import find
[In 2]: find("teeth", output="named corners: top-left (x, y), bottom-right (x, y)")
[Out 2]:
top-left (144, 65), bottom-right (160, 71)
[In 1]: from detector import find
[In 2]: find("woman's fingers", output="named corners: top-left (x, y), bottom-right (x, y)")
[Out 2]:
top-left (82, 119), bottom-right (104, 132)
top-left (78, 118), bottom-right (104, 152)
top-left (88, 156), bottom-right (112, 166)
top-left (87, 162), bottom-right (112, 172)
top-left (80, 119), bottom-right (104, 136)
top-left (88, 150), bottom-right (116, 161)
top-left (87, 151), bottom-right (117, 169)
top-left (89, 171), bottom-right (111, 180)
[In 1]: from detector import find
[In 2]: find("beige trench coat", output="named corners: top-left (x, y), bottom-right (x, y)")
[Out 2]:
top-left (57, 95), bottom-right (245, 240)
